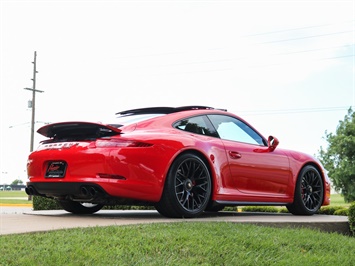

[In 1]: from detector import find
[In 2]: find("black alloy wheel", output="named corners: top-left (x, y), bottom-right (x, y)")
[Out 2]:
top-left (287, 165), bottom-right (324, 215)
top-left (155, 153), bottom-right (212, 218)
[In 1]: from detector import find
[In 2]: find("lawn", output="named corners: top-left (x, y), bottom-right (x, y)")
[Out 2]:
top-left (1, 222), bottom-right (354, 265)
top-left (329, 193), bottom-right (352, 207)
top-left (1, 192), bottom-right (354, 265)
top-left (0, 190), bottom-right (32, 205)
top-left (0, 190), bottom-right (27, 197)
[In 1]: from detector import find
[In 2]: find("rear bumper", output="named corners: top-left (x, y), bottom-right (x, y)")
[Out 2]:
top-left (26, 182), bottom-right (103, 197)
top-left (26, 179), bottom-right (161, 203)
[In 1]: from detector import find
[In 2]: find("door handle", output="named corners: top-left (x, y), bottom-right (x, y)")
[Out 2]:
top-left (228, 151), bottom-right (242, 159)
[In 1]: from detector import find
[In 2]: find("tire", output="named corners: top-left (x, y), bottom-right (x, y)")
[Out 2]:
top-left (58, 200), bottom-right (104, 214)
top-left (287, 165), bottom-right (324, 215)
top-left (205, 202), bottom-right (225, 212)
top-left (155, 153), bottom-right (212, 218)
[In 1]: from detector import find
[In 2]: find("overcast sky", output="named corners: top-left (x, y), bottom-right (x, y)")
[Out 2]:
top-left (1, 0), bottom-right (354, 184)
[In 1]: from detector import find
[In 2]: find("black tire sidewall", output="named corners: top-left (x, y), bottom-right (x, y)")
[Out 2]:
top-left (58, 200), bottom-right (104, 214)
top-left (292, 165), bottom-right (324, 215)
top-left (162, 153), bottom-right (212, 218)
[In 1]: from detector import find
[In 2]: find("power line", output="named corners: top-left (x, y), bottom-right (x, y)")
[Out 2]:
top-left (113, 21), bottom-right (354, 62)
top-left (238, 106), bottom-right (354, 116)
top-left (273, 43), bottom-right (354, 56)
top-left (243, 20), bottom-right (354, 37)
top-left (112, 19), bottom-right (354, 74)
top-left (256, 30), bottom-right (353, 45)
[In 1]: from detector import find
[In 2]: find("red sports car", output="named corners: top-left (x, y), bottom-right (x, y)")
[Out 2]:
top-left (26, 106), bottom-right (330, 218)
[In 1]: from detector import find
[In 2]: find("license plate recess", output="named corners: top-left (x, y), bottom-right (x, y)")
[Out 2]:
top-left (45, 161), bottom-right (67, 178)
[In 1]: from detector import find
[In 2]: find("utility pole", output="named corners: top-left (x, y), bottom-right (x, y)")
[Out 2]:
top-left (24, 51), bottom-right (44, 152)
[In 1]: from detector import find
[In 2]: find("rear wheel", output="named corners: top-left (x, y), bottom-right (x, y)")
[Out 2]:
top-left (287, 165), bottom-right (324, 215)
top-left (155, 153), bottom-right (212, 218)
top-left (58, 200), bottom-right (104, 214)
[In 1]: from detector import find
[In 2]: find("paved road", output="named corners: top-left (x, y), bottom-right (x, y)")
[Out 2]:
top-left (0, 206), bottom-right (350, 235)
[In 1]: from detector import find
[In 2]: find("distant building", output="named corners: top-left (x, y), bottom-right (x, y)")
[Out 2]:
top-left (0, 184), bottom-right (26, 191)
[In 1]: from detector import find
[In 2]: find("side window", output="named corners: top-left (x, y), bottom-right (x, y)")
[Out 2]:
top-left (174, 115), bottom-right (218, 137)
top-left (207, 114), bottom-right (265, 145)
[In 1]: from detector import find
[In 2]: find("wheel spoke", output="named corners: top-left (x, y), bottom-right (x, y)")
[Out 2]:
top-left (174, 157), bottom-right (210, 213)
top-left (301, 169), bottom-right (323, 211)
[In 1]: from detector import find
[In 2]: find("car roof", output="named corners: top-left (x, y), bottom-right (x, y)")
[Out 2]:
top-left (116, 106), bottom-right (227, 116)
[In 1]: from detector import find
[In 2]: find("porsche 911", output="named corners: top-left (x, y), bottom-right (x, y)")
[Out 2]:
top-left (26, 106), bottom-right (330, 218)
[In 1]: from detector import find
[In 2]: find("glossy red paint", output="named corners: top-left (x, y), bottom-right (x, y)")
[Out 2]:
top-left (26, 107), bottom-right (330, 217)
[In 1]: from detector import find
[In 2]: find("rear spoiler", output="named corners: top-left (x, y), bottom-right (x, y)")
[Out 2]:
top-left (37, 122), bottom-right (122, 138)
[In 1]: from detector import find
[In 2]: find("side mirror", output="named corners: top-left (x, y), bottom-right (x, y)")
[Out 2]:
top-left (268, 136), bottom-right (279, 152)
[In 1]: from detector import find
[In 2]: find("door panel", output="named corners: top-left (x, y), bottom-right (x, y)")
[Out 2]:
top-left (206, 114), bottom-right (291, 198)
top-left (223, 140), bottom-right (291, 196)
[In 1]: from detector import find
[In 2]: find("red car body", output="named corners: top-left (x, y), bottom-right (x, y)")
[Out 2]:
top-left (26, 106), bottom-right (330, 217)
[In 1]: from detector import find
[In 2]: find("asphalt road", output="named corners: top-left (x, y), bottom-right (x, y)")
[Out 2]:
top-left (0, 206), bottom-right (350, 235)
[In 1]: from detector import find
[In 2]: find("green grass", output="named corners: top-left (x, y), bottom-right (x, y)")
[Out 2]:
top-left (1, 193), bottom-right (353, 264)
top-left (0, 191), bottom-right (27, 197)
top-left (0, 190), bottom-right (32, 205)
top-left (1, 222), bottom-right (354, 265)
top-left (330, 193), bottom-right (351, 207)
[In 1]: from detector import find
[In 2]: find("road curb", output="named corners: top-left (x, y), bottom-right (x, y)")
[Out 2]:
top-left (0, 209), bottom-right (350, 235)
top-left (0, 203), bottom-right (32, 207)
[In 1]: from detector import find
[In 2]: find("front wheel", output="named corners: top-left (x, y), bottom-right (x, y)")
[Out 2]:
top-left (58, 200), bottom-right (104, 214)
top-left (155, 153), bottom-right (212, 218)
top-left (287, 165), bottom-right (324, 215)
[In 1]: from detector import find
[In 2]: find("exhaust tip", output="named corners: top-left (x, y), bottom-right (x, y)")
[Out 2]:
top-left (81, 186), bottom-right (89, 196)
top-left (89, 187), bottom-right (98, 197)
top-left (25, 186), bottom-right (34, 195)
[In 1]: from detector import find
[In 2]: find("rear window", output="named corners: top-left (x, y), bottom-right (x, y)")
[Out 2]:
top-left (174, 115), bottom-right (219, 137)
top-left (108, 114), bottom-right (165, 128)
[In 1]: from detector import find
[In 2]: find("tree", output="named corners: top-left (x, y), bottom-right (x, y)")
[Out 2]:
top-left (11, 179), bottom-right (24, 185)
top-left (318, 108), bottom-right (355, 202)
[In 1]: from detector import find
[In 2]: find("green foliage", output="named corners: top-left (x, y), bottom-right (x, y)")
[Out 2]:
top-left (333, 208), bottom-right (349, 216)
top-left (318, 108), bottom-right (355, 202)
top-left (32, 196), bottom-right (155, 211)
top-left (349, 202), bottom-right (355, 236)
top-left (103, 205), bottom-right (155, 210)
top-left (318, 206), bottom-right (346, 215)
top-left (278, 207), bottom-right (290, 213)
top-left (1, 223), bottom-right (355, 265)
top-left (33, 196), bottom-right (61, 210)
top-left (223, 206), bottom-right (239, 212)
top-left (10, 179), bottom-right (23, 185)
top-left (241, 206), bottom-right (279, 213)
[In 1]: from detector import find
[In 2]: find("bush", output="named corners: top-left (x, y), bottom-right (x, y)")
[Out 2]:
top-left (333, 208), bottom-right (349, 216)
top-left (33, 196), bottom-right (61, 210)
top-left (334, 208), bottom-right (349, 216)
top-left (241, 206), bottom-right (279, 213)
top-left (103, 205), bottom-right (155, 210)
top-left (278, 207), bottom-right (289, 213)
top-left (318, 206), bottom-right (345, 215)
top-left (223, 206), bottom-right (239, 212)
top-left (349, 202), bottom-right (355, 236)
top-left (33, 196), bottom-right (155, 211)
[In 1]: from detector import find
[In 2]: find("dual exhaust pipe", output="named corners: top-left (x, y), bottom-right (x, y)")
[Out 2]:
top-left (80, 186), bottom-right (100, 198)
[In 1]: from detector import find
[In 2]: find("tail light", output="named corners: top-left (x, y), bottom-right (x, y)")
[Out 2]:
top-left (89, 138), bottom-right (153, 148)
